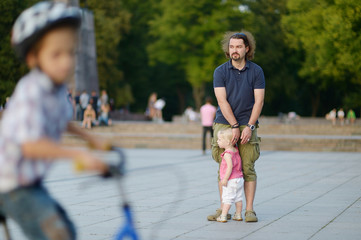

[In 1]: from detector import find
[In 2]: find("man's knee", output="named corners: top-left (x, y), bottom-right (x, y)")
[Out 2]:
top-left (240, 138), bottom-right (261, 182)
top-left (211, 146), bottom-right (222, 163)
top-left (243, 166), bottom-right (257, 182)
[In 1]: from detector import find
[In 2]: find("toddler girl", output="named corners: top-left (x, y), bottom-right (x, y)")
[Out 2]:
top-left (217, 128), bottom-right (244, 222)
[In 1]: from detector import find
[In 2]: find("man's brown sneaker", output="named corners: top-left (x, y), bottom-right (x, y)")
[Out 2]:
top-left (245, 210), bottom-right (258, 222)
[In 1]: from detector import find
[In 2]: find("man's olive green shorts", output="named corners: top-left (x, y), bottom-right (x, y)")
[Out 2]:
top-left (212, 123), bottom-right (261, 182)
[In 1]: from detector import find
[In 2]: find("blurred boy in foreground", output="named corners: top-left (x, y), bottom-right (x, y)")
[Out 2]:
top-left (0, 2), bottom-right (108, 239)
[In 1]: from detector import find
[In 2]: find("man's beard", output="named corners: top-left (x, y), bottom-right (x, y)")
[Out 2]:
top-left (231, 54), bottom-right (241, 61)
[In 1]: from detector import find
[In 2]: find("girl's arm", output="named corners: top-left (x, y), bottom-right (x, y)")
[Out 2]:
top-left (221, 153), bottom-right (233, 186)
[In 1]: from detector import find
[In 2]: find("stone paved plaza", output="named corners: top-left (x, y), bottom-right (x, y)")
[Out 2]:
top-left (3, 149), bottom-right (361, 240)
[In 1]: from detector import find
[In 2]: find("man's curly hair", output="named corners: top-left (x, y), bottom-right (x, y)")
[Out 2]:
top-left (221, 31), bottom-right (256, 60)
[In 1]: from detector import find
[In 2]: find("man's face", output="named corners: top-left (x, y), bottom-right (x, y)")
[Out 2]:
top-left (229, 38), bottom-right (248, 61)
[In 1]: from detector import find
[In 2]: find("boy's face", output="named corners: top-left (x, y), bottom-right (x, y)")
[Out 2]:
top-left (31, 27), bottom-right (77, 85)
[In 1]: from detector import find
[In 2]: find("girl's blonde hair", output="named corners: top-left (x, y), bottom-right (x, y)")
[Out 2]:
top-left (221, 30), bottom-right (256, 60)
top-left (218, 128), bottom-right (233, 143)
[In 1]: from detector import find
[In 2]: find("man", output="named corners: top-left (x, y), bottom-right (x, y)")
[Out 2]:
top-left (200, 97), bottom-right (217, 155)
top-left (208, 31), bottom-right (265, 222)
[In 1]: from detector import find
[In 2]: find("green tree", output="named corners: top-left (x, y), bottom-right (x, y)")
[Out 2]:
top-left (239, 0), bottom-right (302, 116)
top-left (84, 0), bottom-right (133, 108)
top-left (147, 0), bottom-right (246, 110)
top-left (0, 0), bottom-right (37, 106)
top-left (118, 0), bottom-right (188, 117)
top-left (282, 0), bottom-right (361, 116)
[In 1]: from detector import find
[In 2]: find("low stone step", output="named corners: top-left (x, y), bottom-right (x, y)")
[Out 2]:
top-left (73, 120), bottom-right (361, 136)
top-left (62, 118), bottom-right (361, 152)
top-left (62, 131), bottom-right (361, 152)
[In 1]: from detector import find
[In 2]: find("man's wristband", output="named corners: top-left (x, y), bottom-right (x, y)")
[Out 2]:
top-left (231, 123), bottom-right (239, 129)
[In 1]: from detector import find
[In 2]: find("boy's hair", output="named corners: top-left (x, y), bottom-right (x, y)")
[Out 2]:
top-left (11, 1), bottom-right (81, 60)
top-left (221, 31), bottom-right (256, 60)
top-left (218, 128), bottom-right (233, 142)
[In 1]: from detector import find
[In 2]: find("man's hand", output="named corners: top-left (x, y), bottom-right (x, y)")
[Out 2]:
top-left (240, 127), bottom-right (252, 145)
top-left (231, 128), bottom-right (240, 145)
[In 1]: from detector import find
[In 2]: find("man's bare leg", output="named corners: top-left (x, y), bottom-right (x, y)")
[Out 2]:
top-left (244, 181), bottom-right (256, 210)
top-left (244, 180), bottom-right (258, 222)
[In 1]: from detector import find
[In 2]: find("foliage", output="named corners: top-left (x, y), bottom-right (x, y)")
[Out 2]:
top-left (83, 0), bottom-right (133, 108)
top-left (147, 0), bottom-right (246, 109)
top-left (239, 0), bottom-right (302, 115)
top-left (117, 0), bottom-right (190, 117)
top-left (1, 0), bottom-right (360, 118)
top-left (0, 0), bottom-right (37, 106)
top-left (282, 0), bottom-right (361, 115)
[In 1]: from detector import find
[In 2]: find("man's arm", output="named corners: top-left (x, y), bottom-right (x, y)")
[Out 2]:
top-left (248, 89), bottom-right (265, 125)
top-left (214, 87), bottom-right (240, 144)
top-left (240, 88), bottom-right (265, 144)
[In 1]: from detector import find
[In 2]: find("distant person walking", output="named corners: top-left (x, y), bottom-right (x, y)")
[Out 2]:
top-left (208, 31), bottom-right (265, 223)
top-left (200, 97), bottom-right (216, 154)
top-left (347, 109), bottom-right (356, 125)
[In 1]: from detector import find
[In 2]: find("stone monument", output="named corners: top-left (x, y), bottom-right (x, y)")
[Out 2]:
top-left (55, 0), bottom-right (99, 95)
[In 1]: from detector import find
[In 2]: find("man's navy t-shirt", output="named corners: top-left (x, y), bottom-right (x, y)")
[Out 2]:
top-left (213, 60), bottom-right (265, 125)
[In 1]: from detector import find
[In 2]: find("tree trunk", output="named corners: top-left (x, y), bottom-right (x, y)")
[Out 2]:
top-left (310, 91), bottom-right (320, 117)
top-left (193, 84), bottom-right (205, 111)
top-left (176, 88), bottom-right (186, 114)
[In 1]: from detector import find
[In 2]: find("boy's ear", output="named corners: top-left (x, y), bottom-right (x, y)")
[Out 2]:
top-left (26, 51), bottom-right (37, 69)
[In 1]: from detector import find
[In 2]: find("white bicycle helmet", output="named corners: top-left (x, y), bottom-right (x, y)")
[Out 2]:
top-left (11, 1), bottom-right (81, 60)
